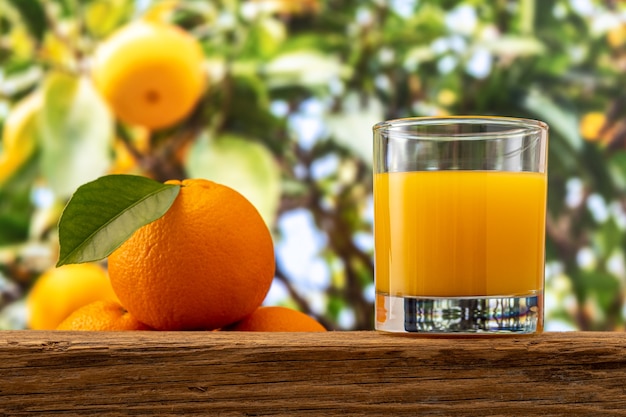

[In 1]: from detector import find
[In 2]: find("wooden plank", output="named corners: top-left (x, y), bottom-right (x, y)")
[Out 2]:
top-left (0, 331), bottom-right (625, 416)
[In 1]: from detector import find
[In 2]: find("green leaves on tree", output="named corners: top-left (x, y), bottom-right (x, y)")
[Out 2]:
top-left (6, 0), bottom-right (46, 42)
top-left (186, 133), bottom-right (281, 227)
top-left (39, 73), bottom-right (114, 198)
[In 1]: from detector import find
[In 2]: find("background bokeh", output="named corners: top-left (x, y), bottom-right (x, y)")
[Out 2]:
top-left (1, 0), bottom-right (626, 331)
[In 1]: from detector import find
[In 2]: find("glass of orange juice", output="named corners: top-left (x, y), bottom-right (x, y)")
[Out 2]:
top-left (373, 116), bottom-right (548, 335)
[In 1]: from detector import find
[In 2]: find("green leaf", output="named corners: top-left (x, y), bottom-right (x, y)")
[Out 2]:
top-left (6, 0), bottom-right (46, 42)
top-left (608, 152), bottom-right (626, 190)
top-left (39, 72), bottom-right (114, 198)
top-left (592, 217), bottom-right (623, 259)
top-left (241, 16), bottom-right (286, 59)
top-left (481, 36), bottom-right (545, 57)
top-left (0, 183), bottom-right (33, 245)
top-left (185, 133), bottom-right (281, 227)
top-left (264, 50), bottom-right (351, 89)
top-left (326, 92), bottom-right (385, 163)
top-left (518, 0), bottom-right (536, 35)
top-left (584, 142), bottom-right (616, 199)
top-left (580, 269), bottom-right (621, 315)
top-left (56, 175), bottom-right (180, 266)
top-left (522, 89), bottom-right (582, 152)
top-left (404, 46), bottom-right (437, 70)
top-left (85, 0), bottom-right (135, 38)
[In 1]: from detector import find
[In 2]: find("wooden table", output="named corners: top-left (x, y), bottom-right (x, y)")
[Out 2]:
top-left (1, 331), bottom-right (625, 416)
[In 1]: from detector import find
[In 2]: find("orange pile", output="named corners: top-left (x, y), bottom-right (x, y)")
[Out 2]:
top-left (51, 179), bottom-right (326, 333)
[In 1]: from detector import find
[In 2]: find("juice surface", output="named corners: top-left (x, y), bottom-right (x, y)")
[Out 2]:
top-left (374, 170), bottom-right (547, 297)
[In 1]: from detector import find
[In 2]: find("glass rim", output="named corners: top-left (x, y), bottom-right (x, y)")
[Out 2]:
top-left (373, 115), bottom-right (548, 141)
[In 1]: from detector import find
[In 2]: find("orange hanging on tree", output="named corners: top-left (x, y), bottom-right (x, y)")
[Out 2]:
top-left (91, 20), bottom-right (206, 130)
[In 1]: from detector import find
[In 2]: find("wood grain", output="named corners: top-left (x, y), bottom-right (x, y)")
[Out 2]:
top-left (1, 331), bottom-right (626, 416)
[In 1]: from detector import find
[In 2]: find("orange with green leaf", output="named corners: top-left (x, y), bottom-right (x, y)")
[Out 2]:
top-left (54, 174), bottom-right (323, 333)
top-left (107, 179), bottom-right (275, 331)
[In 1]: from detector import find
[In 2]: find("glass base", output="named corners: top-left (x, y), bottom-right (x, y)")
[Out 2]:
top-left (376, 292), bottom-right (542, 335)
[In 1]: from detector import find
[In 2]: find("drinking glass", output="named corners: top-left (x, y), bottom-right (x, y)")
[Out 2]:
top-left (373, 116), bottom-right (548, 335)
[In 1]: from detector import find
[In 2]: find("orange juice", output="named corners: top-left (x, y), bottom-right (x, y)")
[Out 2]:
top-left (374, 170), bottom-right (547, 298)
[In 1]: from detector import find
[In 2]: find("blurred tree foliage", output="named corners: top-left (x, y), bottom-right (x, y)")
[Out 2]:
top-left (1, 0), bottom-right (626, 330)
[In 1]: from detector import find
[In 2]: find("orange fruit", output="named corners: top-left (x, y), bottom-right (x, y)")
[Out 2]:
top-left (27, 263), bottom-right (118, 330)
top-left (608, 23), bottom-right (626, 49)
top-left (107, 179), bottom-right (275, 331)
top-left (580, 112), bottom-right (607, 142)
top-left (225, 306), bottom-right (326, 332)
top-left (92, 20), bottom-right (205, 130)
top-left (57, 300), bottom-right (152, 331)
